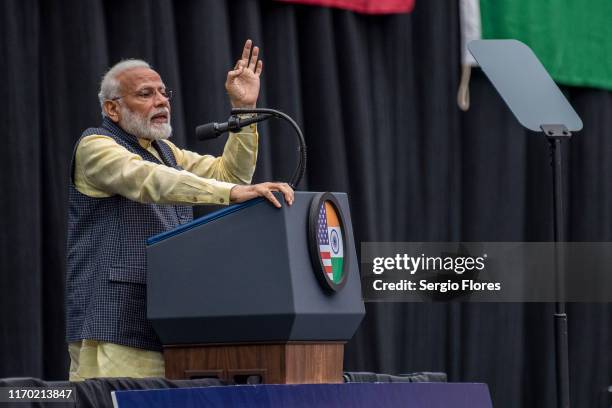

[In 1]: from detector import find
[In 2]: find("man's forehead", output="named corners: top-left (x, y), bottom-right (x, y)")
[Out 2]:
top-left (117, 67), bottom-right (165, 90)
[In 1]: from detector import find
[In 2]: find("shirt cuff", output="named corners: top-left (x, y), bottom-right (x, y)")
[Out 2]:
top-left (210, 180), bottom-right (235, 205)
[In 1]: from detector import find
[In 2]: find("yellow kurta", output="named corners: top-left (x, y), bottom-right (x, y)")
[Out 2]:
top-left (68, 123), bottom-right (258, 381)
top-left (69, 340), bottom-right (165, 381)
top-left (73, 123), bottom-right (258, 204)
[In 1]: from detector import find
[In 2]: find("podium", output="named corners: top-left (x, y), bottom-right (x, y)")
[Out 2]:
top-left (146, 191), bottom-right (365, 384)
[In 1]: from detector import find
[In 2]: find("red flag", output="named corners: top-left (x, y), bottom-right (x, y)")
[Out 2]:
top-left (277, 0), bottom-right (415, 14)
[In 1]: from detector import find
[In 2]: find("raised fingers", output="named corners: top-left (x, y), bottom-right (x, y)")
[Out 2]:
top-left (248, 46), bottom-right (259, 71)
top-left (255, 60), bottom-right (263, 76)
top-left (241, 39), bottom-right (252, 61)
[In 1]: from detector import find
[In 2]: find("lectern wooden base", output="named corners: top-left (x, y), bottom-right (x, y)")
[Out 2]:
top-left (164, 342), bottom-right (344, 384)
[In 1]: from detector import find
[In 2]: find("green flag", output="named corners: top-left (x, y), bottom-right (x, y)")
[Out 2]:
top-left (479, 0), bottom-right (612, 91)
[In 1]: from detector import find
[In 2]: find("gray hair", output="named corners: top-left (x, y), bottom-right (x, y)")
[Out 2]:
top-left (98, 59), bottom-right (151, 116)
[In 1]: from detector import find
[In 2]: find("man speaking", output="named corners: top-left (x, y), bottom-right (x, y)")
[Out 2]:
top-left (66, 40), bottom-right (293, 381)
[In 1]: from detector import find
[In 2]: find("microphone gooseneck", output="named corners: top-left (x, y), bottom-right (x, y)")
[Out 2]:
top-left (195, 108), bottom-right (307, 189)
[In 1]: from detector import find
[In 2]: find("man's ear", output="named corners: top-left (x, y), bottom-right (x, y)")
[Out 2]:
top-left (103, 100), bottom-right (121, 123)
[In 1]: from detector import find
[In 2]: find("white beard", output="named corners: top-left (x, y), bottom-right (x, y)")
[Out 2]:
top-left (119, 105), bottom-right (172, 140)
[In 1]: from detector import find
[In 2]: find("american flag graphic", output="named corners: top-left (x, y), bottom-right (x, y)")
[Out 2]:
top-left (317, 203), bottom-right (333, 279)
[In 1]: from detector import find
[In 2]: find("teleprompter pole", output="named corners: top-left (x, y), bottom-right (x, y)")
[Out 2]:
top-left (542, 124), bottom-right (571, 408)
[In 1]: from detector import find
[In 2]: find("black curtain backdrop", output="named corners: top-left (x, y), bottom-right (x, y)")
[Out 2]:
top-left (1, 1), bottom-right (611, 407)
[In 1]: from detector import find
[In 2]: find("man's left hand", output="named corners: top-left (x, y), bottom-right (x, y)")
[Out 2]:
top-left (225, 39), bottom-right (263, 109)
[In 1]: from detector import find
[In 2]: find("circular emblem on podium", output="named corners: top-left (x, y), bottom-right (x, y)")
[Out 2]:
top-left (308, 192), bottom-right (349, 292)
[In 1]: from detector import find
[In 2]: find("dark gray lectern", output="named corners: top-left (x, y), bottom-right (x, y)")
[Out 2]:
top-left (146, 191), bottom-right (365, 384)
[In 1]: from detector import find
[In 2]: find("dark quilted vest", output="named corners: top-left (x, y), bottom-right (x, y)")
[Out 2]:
top-left (66, 117), bottom-right (193, 351)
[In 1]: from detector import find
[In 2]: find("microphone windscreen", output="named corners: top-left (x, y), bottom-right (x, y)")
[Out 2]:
top-left (195, 123), bottom-right (218, 140)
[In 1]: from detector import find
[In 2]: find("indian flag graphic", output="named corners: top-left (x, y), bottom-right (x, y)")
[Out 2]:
top-left (317, 201), bottom-right (344, 283)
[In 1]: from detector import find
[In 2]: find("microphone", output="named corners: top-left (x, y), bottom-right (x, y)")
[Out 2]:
top-left (196, 114), bottom-right (272, 141)
top-left (195, 108), bottom-right (307, 188)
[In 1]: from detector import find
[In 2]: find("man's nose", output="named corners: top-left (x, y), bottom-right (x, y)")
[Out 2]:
top-left (153, 90), bottom-right (170, 107)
